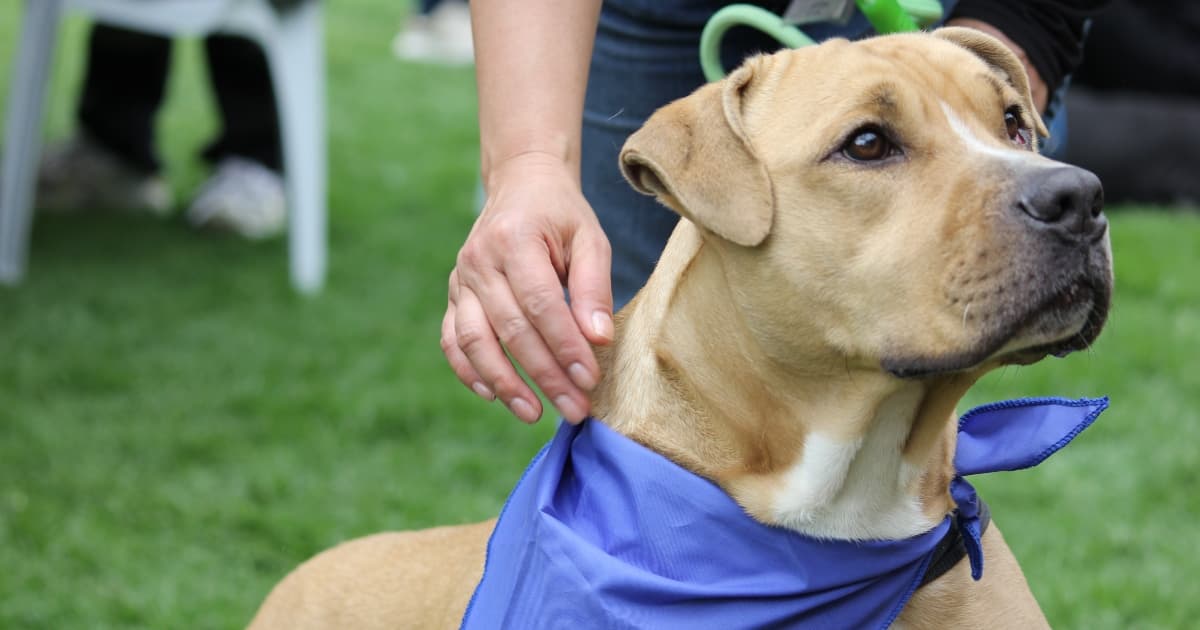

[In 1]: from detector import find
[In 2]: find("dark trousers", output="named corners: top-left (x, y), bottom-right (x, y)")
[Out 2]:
top-left (78, 24), bottom-right (283, 174)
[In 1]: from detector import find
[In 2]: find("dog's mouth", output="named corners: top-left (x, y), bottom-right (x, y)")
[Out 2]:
top-left (882, 272), bottom-right (1110, 379)
top-left (993, 276), bottom-right (1109, 364)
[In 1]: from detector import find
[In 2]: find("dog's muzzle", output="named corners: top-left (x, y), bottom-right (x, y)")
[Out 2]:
top-left (1014, 165), bottom-right (1107, 245)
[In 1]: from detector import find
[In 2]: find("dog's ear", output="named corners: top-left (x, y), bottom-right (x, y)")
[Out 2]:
top-left (934, 27), bottom-right (1050, 139)
top-left (619, 61), bottom-right (775, 247)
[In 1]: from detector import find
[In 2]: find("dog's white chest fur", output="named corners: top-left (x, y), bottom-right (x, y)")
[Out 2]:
top-left (771, 391), bottom-right (937, 540)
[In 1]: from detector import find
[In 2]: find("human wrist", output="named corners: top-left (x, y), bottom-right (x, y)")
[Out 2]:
top-left (482, 142), bottom-right (582, 191)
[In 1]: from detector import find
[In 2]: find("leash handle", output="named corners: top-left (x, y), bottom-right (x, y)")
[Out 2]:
top-left (700, 0), bottom-right (944, 82)
top-left (700, 5), bottom-right (816, 83)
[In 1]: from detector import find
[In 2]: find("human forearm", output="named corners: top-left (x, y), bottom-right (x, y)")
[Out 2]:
top-left (445, 0), bottom-right (613, 425)
top-left (471, 0), bottom-right (603, 187)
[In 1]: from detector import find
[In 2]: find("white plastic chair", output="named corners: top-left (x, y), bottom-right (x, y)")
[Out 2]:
top-left (1, 0), bottom-right (327, 294)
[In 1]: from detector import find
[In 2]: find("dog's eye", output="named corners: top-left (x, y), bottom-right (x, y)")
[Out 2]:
top-left (1005, 106), bottom-right (1030, 146)
top-left (841, 127), bottom-right (896, 162)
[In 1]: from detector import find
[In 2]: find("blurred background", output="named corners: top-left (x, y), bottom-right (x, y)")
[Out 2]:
top-left (0, 1), bottom-right (1197, 628)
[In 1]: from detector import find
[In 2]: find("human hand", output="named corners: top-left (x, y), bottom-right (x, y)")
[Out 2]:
top-left (945, 18), bottom-right (1049, 113)
top-left (443, 152), bottom-right (614, 424)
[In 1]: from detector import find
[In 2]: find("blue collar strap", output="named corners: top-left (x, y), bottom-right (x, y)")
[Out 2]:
top-left (461, 396), bottom-right (1108, 629)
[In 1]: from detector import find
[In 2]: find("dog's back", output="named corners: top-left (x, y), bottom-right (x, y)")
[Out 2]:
top-left (248, 520), bottom-right (493, 629)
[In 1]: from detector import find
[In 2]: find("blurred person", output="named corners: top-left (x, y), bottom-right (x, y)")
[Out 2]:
top-left (442, 1), bottom-right (1109, 425)
top-left (36, 3), bottom-right (310, 240)
top-left (392, 0), bottom-right (474, 65)
top-left (1063, 0), bottom-right (1200, 206)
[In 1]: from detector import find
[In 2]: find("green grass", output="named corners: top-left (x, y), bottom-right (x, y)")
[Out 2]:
top-left (1, 3), bottom-right (1198, 628)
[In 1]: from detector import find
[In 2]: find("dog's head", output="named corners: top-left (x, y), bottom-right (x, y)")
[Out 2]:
top-left (620, 28), bottom-right (1112, 379)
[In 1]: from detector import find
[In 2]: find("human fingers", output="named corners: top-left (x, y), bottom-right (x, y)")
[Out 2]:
top-left (453, 155), bottom-right (602, 422)
top-left (501, 244), bottom-right (597, 421)
top-left (452, 278), bottom-right (546, 423)
top-left (442, 270), bottom-right (494, 402)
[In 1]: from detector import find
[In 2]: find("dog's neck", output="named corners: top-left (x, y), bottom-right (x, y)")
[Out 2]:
top-left (593, 223), bottom-right (979, 541)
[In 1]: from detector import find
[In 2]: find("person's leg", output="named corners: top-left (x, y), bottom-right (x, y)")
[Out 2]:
top-left (392, 0), bottom-right (474, 64)
top-left (188, 35), bottom-right (286, 239)
top-left (78, 24), bottom-right (172, 173)
top-left (37, 23), bottom-right (173, 213)
top-left (201, 34), bottom-right (282, 172)
top-left (584, 4), bottom-right (783, 308)
top-left (582, 8), bottom-right (698, 309)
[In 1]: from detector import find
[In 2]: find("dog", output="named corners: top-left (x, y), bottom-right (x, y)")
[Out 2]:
top-left (248, 27), bottom-right (1111, 629)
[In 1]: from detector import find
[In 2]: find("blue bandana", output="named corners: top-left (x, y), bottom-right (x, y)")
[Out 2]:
top-left (461, 397), bottom-right (1108, 630)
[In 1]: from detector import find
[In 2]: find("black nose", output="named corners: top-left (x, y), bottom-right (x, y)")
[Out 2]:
top-left (1016, 166), bottom-right (1105, 240)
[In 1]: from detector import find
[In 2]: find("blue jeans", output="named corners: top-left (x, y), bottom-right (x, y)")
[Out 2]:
top-left (583, 1), bottom-right (1067, 308)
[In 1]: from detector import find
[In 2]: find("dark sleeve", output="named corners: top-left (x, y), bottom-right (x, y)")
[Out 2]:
top-left (948, 0), bottom-right (1109, 95)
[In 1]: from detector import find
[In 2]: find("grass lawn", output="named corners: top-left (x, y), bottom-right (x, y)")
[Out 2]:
top-left (1, 2), bottom-right (1198, 628)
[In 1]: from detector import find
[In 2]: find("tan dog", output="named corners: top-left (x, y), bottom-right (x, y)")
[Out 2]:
top-left (249, 28), bottom-right (1111, 629)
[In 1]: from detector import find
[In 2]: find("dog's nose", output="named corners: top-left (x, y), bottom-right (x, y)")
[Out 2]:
top-left (1016, 166), bottom-right (1106, 240)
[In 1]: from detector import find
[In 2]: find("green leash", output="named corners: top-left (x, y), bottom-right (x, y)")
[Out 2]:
top-left (700, 0), bottom-right (944, 81)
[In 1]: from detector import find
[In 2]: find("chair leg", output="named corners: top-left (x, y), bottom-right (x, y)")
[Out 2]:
top-left (265, 1), bottom-right (327, 294)
top-left (1, 0), bottom-right (65, 285)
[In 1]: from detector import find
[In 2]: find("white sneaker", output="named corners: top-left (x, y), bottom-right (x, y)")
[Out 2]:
top-left (187, 157), bottom-right (286, 240)
top-left (392, 2), bottom-right (474, 65)
top-left (36, 134), bottom-right (173, 215)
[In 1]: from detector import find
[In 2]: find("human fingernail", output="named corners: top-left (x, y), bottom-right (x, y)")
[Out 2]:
top-left (568, 362), bottom-right (597, 391)
top-left (554, 395), bottom-right (585, 422)
top-left (509, 398), bottom-right (537, 423)
top-left (592, 311), bottom-right (613, 340)
top-left (471, 382), bottom-right (495, 401)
